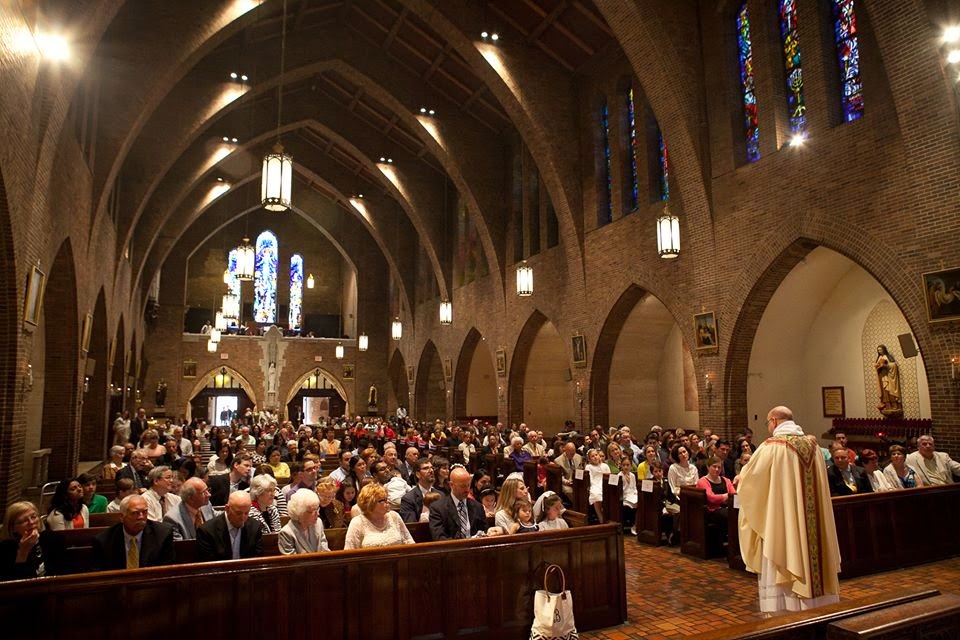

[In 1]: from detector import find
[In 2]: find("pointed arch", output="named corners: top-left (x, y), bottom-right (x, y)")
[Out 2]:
top-left (453, 328), bottom-right (497, 420)
top-left (184, 365), bottom-right (260, 420)
top-left (415, 340), bottom-right (446, 422)
top-left (283, 367), bottom-right (350, 418)
top-left (79, 289), bottom-right (110, 460)
top-left (41, 239), bottom-right (80, 480)
top-left (591, 285), bottom-right (648, 429)
top-left (388, 349), bottom-right (409, 415)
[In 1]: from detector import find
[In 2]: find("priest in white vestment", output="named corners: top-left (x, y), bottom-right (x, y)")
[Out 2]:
top-left (738, 406), bottom-right (841, 614)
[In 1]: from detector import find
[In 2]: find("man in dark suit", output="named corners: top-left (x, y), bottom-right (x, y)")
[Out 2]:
top-left (163, 477), bottom-right (216, 540)
top-left (208, 453), bottom-right (253, 506)
top-left (429, 467), bottom-right (488, 540)
top-left (399, 458), bottom-right (435, 522)
top-left (827, 448), bottom-right (872, 496)
top-left (196, 491), bottom-right (263, 561)
top-left (116, 450), bottom-right (151, 492)
top-left (130, 407), bottom-right (149, 446)
top-left (92, 495), bottom-right (176, 570)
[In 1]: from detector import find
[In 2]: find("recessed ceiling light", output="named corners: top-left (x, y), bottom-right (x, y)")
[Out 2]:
top-left (944, 26), bottom-right (960, 43)
top-left (216, 177), bottom-right (225, 182)
top-left (231, 137), bottom-right (238, 143)
top-left (481, 31), bottom-right (489, 39)
top-left (230, 72), bottom-right (238, 79)
top-left (222, 136), bottom-right (230, 142)
top-left (490, 33), bottom-right (499, 42)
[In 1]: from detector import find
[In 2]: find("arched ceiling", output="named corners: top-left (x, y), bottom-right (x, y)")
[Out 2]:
top-left (78, 0), bottom-right (637, 313)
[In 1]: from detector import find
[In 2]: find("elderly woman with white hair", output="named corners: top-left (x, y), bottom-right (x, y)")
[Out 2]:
top-left (506, 435), bottom-right (532, 472)
top-left (101, 445), bottom-right (127, 480)
top-left (278, 489), bottom-right (330, 555)
top-left (247, 474), bottom-right (282, 534)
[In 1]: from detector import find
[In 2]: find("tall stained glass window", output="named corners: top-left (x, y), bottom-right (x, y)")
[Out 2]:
top-left (254, 231), bottom-right (278, 324)
top-left (227, 248), bottom-right (240, 298)
top-left (737, 3), bottom-right (761, 162)
top-left (657, 126), bottom-right (670, 201)
top-left (624, 88), bottom-right (639, 212)
top-left (832, 0), bottom-right (863, 121)
top-left (779, 0), bottom-right (806, 134)
top-left (289, 254), bottom-right (303, 330)
top-left (600, 101), bottom-right (612, 223)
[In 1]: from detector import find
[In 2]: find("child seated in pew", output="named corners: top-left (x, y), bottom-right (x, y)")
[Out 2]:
top-left (479, 488), bottom-right (498, 518)
top-left (534, 492), bottom-right (568, 531)
top-left (585, 449), bottom-right (606, 524)
top-left (105, 478), bottom-right (136, 513)
top-left (650, 461), bottom-right (681, 545)
top-left (509, 499), bottom-right (538, 534)
top-left (420, 491), bottom-right (442, 523)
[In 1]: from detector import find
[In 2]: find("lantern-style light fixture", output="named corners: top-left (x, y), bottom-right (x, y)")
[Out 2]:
top-left (261, 143), bottom-right (293, 212)
top-left (222, 293), bottom-right (240, 321)
top-left (439, 300), bottom-right (452, 325)
top-left (391, 317), bottom-right (402, 341)
top-left (306, 273), bottom-right (315, 289)
top-left (335, 342), bottom-right (344, 359)
top-left (209, 328), bottom-right (222, 344)
top-left (656, 203), bottom-right (681, 259)
top-left (206, 339), bottom-right (218, 353)
top-left (516, 261), bottom-right (533, 297)
top-left (358, 333), bottom-right (369, 351)
top-left (236, 237), bottom-right (254, 280)
top-left (260, 0), bottom-right (293, 212)
top-left (215, 312), bottom-right (227, 332)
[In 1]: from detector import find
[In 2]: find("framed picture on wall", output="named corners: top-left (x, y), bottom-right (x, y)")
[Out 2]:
top-left (182, 360), bottom-right (197, 379)
top-left (22, 265), bottom-right (46, 329)
top-left (922, 267), bottom-right (960, 323)
top-left (342, 364), bottom-right (355, 380)
top-left (495, 349), bottom-right (507, 377)
top-left (822, 386), bottom-right (845, 418)
top-left (693, 311), bottom-right (719, 351)
top-left (443, 357), bottom-right (453, 380)
top-left (406, 365), bottom-right (415, 384)
top-left (81, 313), bottom-right (93, 354)
top-left (571, 334), bottom-right (587, 367)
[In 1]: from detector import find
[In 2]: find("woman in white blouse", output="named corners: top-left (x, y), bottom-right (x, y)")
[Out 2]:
top-left (667, 444), bottom-right (698, 500)
top-left (343, 484), bottom-right (414, 550)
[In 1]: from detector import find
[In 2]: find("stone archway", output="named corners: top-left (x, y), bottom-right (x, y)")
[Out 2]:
top-left (415, 340), bottom-right (446, 422)
top-left (283, 367), bottom-right (351, 421)
top-left (184, 365), bottom-right (260, 422)
top-left (508, 311), bottom-right (571, 434)
top-left (453, 327), bottom-right (497, 421)
top-left (387, 349), bottom-right (409, 416)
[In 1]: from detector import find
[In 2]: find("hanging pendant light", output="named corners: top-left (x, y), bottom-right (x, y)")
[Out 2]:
top-left (206, 339), bottom-right (218, 353)
top-left (335, 342), bottom-right (344, 359)
top-left (222, 293), bottom-right (240, 321)
top-left (215, 312), bottom-right (227, 332)
top-left (358, 332), bottom-right (369, 351)
top-left (439, 300), bottom-right (452, 325)
top-left (656, 203), bottom-right (680, 259)
top-left (307, 273), bottom-right (315, 289)
top-left (392, 317), bottom-right (402, 341)
top-left (260, 0), bottom-right (293, 212)
top-left (516, 261), bottom-right (533, 297)
top-left (209, 328), bottom-right (222, 344)
top-left (236, 237), bottom-right (254, 280)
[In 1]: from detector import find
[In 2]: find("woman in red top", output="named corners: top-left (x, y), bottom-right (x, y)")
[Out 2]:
top-left (695, 456), bottom-right (736, 535)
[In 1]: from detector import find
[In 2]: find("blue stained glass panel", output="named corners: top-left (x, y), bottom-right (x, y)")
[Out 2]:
top-left (626, 88), bottom-right (639, 211)
top-left (658, 128), bottom-right (670, 201)
top-left (289, 254), bottom-right (303, 331)
top-left (738, 3), bottom-right (761, 162)
top-left (227, 248), bottom-right (240, 297)
top-left (832, 0), bottom-right (863, 121)
top-left (254, 231), bottom-right (278, 324)
top-left (601, 102), bottom-right (612, 222)
top-left (779, 0), bottom-right (807, 134)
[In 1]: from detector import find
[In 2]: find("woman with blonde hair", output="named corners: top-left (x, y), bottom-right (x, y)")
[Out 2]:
top-left (343, 483), bottom-right (414, 549)
top-left (316, 478), bottom-right (345, 530)
top-left (493, 477), bottom-right (530, 531)
top-left (1, 502), bottom-right (65, 580)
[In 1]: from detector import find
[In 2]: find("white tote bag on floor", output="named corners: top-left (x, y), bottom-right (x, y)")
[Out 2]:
top-left (530, 564), bottom-right (578, 640)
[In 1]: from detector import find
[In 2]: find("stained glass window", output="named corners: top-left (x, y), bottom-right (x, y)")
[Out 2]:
top-left (737, 3), bottom-right (761, 162)
top-left (779, 0), bottom-right (806, 134)
top-left (227, 248), bottom-right (240, 298)
top-left (254, 231), bottom-right (278, 324)
top-left (625, 88), bottom-right (639, 212)
top-left (657, 126), bottom-right (670, 201)
top-left (289, 254), bottom-right (303, 330)
top-left (600, 101), bottom-right (612, 223)
top-left (832, 0), bottom-right (863, 121)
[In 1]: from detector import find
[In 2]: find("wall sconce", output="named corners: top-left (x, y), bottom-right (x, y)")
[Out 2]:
top-left (952, 357), bottom-right (960, 381)
top-left (26, 363), bottom-right (33, 391)
top-left (497, 385), bottom-right (504, 401)
top-left (704, 373), bottom-right (715, 407)
top-left (83, 376), bottom-right (90, 394)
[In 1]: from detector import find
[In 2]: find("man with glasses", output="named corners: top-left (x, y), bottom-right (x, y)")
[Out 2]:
top-left (284, 455), bottom-right (319, 500)
top-left (399, 458), bottom-right (435, 522)
top-left (143, 466), bottom-right (181, 522)
top-left (737, 406), bottom-right (840, 614)
top-left (164, 478), bottom-right (215, 540)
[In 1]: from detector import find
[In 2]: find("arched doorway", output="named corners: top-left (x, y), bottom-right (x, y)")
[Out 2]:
top-left (741, 246), bottom-right (930, 439)
top-left (453, 328), bottom-right (497, 421)
top-left (415, 340), bottom-right (446, 422)
top-left (591, 285), bottom-right (698, 431)
top-left (284, 368), bottom-right (349, 426)
top-left (387, 350), bottom-right (409, 416)
top-left (509, 311), bottom-right (571, 435)
top-left (40, 240), bottom-right (80, 481)
top-left (79, 289), bottom-right (109, 460)
top-left (186, 366), bottom-right (257, 426)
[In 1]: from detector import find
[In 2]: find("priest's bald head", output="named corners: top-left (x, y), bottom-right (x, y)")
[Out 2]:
top-left (766, 406), bottom-right (794, 434)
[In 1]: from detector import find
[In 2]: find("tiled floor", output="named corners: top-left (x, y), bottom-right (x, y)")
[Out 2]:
top-left (580, 537), bottom-right (960, 640)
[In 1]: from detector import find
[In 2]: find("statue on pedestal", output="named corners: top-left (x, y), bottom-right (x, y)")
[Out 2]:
top-left (155, 379), bottom-right (167, 407)
top-left (875, 344), bottom-right (903, 418)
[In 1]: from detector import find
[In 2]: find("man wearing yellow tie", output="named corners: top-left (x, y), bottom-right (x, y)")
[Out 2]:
top-left (92, 495), bottom-right (176, 570)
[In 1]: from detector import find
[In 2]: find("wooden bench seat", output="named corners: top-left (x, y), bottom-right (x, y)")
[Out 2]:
top-left (827, 592), bottom-right (960, 640)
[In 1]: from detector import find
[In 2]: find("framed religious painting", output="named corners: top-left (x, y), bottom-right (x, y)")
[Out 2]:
top-left (406, 365), bottom-right (415, 385)
top-left (571, 334), bottom-right (587, 367)
top-left (342, 364), bottom-right (355, 380)
top-left (495, 348), bottom-right (507, 377)
top-left (182, 360), bottom-right (197, 379)
top-left (693, 311), bottom-right (718, 352)
top-left (22, 265), bottom-right (46, 329)
top-left (443, 357), bottom-right (453, 381)
top-left (922, 267), bottom-right (960, 323)
top-left (822, 386), bottom-right (845, 418)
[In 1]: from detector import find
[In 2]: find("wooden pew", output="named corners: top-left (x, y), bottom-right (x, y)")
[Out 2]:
top-left (89, 512), bottom-right (121, 527)
top-left (544, 464), bottom-right (563, 498)
top-left (601, 473), bottom-right (623, 525)
top-left (827, 592), bottom-right (960, 640)
top-left (727, 483), bottom-right (960, 578)
top-left (523, 460), bottom-right (540, 498)
top-left (571, 471), bottom-right (589, 514)
top-left (694, 588), bottom-right (940, 640)
top-left (0, 524), bottom-right (627, 640)
top-left (679, 487), bottom-right (734, 559)
top-left (636, 480), bottom-right (665, 545)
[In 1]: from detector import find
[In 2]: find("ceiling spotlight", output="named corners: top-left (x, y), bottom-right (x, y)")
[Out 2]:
top-left (356, 193), bottom-right (364, 199)
top-left (216, 176), bottom-right (225, 182)
top-left (491, 33), bottom-right (499, 42)
top-left (231, 137), bottom-right (238, 143)
top-left (944, 26), bottom-right (960, 43)
top-left (241, 74), bottom-right (249, 81)
top-left (481, 31), bottom-right (489, 39)
top-left (230, 72), bottom-right (238, 79)
top-left (379, 157), bottom-right (393, 164)
top-left (420, 107), bottom-right (427, 114)
top-left (948, 49), bottom-right (960, 64)
top-left (420, 107), bottom-right (436, 116)
top-left (36, 32), bottom-right (70, 61)
top-left (789, 133), bottom-right (806, 147)
top-left (222, 136), bottom-right (230, 142)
